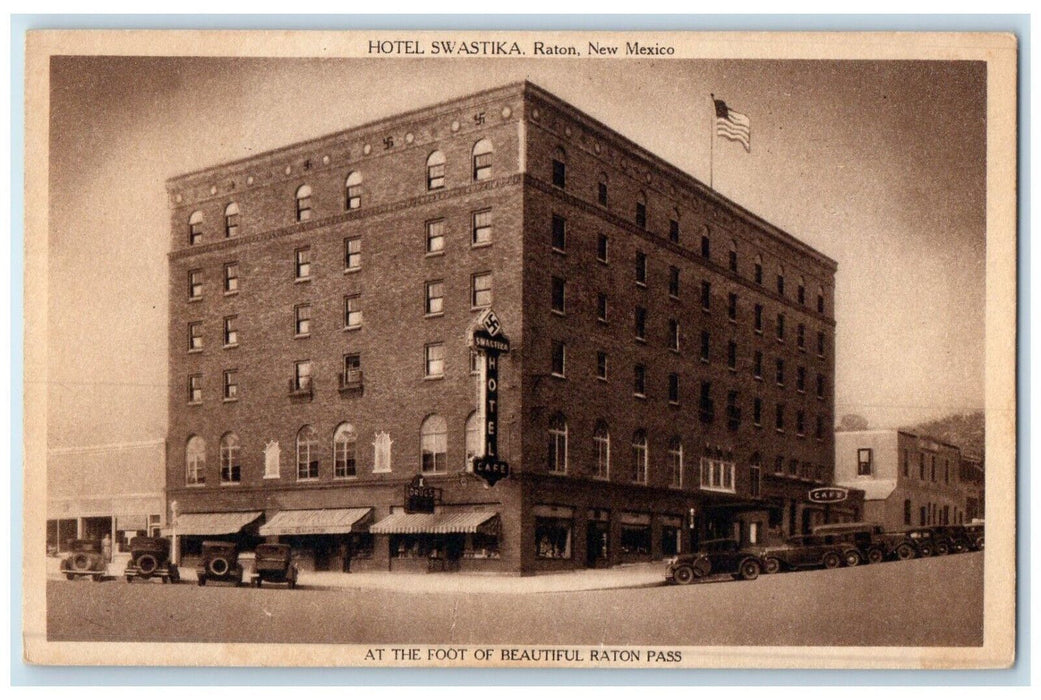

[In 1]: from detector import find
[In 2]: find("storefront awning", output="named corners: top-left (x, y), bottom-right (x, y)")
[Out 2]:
top-left (259, 508), bottom-right (373, 536)
top-left (370, 511), bottom-right (500, 535)
top-left (170, 511), bottom-right (263, 536)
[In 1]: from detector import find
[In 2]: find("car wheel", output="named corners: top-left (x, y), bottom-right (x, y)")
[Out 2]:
top-left (739, 559), bottom-right (761, 581)
top-left (919, 544), bottom-right (933, 557)
top-left (197, 576), bottom-right (206, 586)
top-left (136, 554), bottom-right (158, 576)
top-left (208, 557), bottom-right (230, 577)
top-left (867, 548), bottom-right (884, 564)
top-left (935, 542), bottom-right (949, 556)
top-left (763, 557), bottom-right (782, 575)
top-left (672, 566), bottom-right (696, 585)
top-left (72, 553), bottom-right (91, 570)
top-left (896, 543), bottom-right (915, 560)
top-left (823, 552), bottom-right (841, 569)
top-left (844, 551), bottom-right (862, 567)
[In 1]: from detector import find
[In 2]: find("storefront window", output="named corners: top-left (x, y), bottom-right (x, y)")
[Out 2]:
top-left (466, 532), bottom-right (501, 559)
top-left (535, 517), bottom-right (572, 559)
top-left (620, 524), bottom-right (652, 555)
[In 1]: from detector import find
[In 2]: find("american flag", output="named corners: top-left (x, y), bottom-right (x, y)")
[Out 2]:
top-left (713, 98), bottom-right (751, 152)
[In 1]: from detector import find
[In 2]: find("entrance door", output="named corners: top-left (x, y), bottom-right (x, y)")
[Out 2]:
top-left (586, 522), bottom-right (608, 568)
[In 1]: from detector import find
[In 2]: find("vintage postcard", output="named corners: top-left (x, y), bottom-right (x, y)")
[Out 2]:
top-left (22, 29), bottom-right (1017, 669)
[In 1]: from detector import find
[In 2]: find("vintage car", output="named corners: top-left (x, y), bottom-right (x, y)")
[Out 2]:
top-left (930, 525), bottom-right (974, 554)
top-left (963, 522), bottom-right (985, 551)
top-left (756, 533), bottom-right (861, 573)
top-left (250, 543), bottom-right (299, 589)
top-left (812, 522), bottom-right (888, 564)
top-left (904, 527), bottom-right (943, 556)
top-left (196, 541), bottom-right (244, 586)
top-left (873, 530), bottom-right (922, 561)
top-left (124, 536), bottom-right (179, 583)
top-left (665, 538), bottom-right (764, 584)
top-left (60, 539), bottom-right (107, 581)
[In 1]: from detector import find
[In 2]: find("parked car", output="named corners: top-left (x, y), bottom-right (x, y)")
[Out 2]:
top-left (196, 541), bottom-right (244, 586)
top-left (812, 522), bottom-right (887, 564)
top-left (250, 543), bottom-right (299, 589)
top-left (124, 536), bottom-right (179, 584)
top-left (60, 539), bottom-right (107, 581)
top-left (756, 533), bottom-right (859, 573)
top-left (930, 525), bottom-right (974, 554)
top-left (904, 527), bottom-right (943, 556)
top-left (963, 522), bottom-right (985, 551)
top-left (665, 539), bottom-right (765, 584)
top-left (873, 530), bottom-right (922, 561)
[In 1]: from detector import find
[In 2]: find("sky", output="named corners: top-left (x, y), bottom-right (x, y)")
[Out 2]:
top-left (46, 56), bottom-right (986, 448)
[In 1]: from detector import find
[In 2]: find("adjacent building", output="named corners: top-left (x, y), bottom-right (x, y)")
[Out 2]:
top-left (834, 430), bottom-right (970, 531)
top-left (165, 81), bottom-right (851, 575)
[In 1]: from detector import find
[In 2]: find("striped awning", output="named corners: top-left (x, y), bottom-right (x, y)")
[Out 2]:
top-left (259, 508), bottom-right (373, 536)
top-left (370, 511), bottom-right (500, 535)
top-left (172, 511), bottom-right (262, 536)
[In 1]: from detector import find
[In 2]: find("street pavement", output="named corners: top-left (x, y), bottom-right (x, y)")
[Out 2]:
top-left (46, 551), bottom-right (983, 647)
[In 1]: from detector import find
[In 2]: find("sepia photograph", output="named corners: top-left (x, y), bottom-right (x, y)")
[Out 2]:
top-left (21, 29), bottom-right (1017, 669)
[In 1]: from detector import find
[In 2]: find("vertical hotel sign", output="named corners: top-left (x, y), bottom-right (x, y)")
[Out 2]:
top-left (470, 309), bottom-right (510, 486)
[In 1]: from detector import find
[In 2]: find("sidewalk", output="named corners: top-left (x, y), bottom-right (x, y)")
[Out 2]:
top-left (47, 555), bottom-right (669, 593)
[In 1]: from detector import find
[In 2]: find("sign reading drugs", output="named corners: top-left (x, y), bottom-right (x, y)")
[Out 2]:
top-left (471, 309), bottom-right (510, 486)
top-left (405, 475), bottom-right (441, 514)
top-left (808, 487), bottom-right (849, 504)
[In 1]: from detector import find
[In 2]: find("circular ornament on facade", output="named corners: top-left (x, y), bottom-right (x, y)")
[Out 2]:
top-left (405, 132), bottom-right (415, 144)
top-left (363, 143), bottom-right (372, 155)
top-left (645, 172), bottom-right (653, 184)
top-left (594, 141), bottom-right (601, 154)
top-left (284, 165), bottom-right (292, 175)
top-left (501, 106), bottom-right (512, 119)
top-left (564, 126), bottom-right (572, 137)
top-left (322, 154), bottom-right (331, 165)
top-left (175, 193), bottom-right (182, 203)
top-left (246, 175), bottom-right (254, 186)
top-left (209, 185), bottom-right (218, 195)
top-left (531, 107), bottom-right (540, 120)
top-left (451, 120), bottom-right (460, 132)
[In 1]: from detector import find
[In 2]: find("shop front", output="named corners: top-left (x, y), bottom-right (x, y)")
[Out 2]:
top-left (618, 512), bottom-right (654, 562)
top-left (370, 509), bottom-right (501, 573)
top-left (258, 507), bottom-right (374, 572)
top-left (166, 510), bottom-right (263, 566)
top-left (584, 509), bottom-right (610, 568)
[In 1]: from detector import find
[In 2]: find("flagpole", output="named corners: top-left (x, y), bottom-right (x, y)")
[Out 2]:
top-left (709, 93), bottom-right (715, 190)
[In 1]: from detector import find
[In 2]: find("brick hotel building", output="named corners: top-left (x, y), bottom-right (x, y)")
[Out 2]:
top-left (165, 82), bottom-right (856, 574)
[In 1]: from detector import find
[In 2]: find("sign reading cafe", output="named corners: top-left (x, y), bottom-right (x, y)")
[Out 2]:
top-left (470, 309), bottom-right (511, 486)
top-left (808, 487), bottom-right (849, 504)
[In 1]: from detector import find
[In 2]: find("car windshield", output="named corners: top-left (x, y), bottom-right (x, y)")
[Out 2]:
top-left (255, 545), bottom-right (290, 558)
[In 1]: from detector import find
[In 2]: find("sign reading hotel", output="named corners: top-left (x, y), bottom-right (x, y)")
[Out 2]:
top-left (471, 309), bottom-right (510, 486)
top-left (808, 487), bottom-right (849, 504)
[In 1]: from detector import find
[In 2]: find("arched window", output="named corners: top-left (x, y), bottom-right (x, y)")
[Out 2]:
top-left (777, 265), bottom-right (786, 296)
top-left (728, 239), bottom-right (738, 273)
top-left (464, 411), bottom-right (482, 471)
top-left (188, 211), bottom-right (204, 246)
top-left (700, 226), bottom-right (711, 258)
top-left (552, 147), bottom-right (566, 188)
top-left (420, 414), bottom-right (447, 473)
top-left (220, 432), bottom-right (240, 483)
top-left (426, 150), bottom-right (446, 190)
top-left (817, 285), bottom-right (826, 314)
top-left (295, 185), bottom-right (313, 222)
top-left (547, 413), bottom-right (568, 473)
top-left (224, 202), bottom-right (240, 238)
top-left (597, 173), bottom-right (609, 206)
top-left (635, 191), bottom-right (647, 229)
top-left (472, 139), bottom-right (493, 181)
top-left (754, 254), bottom-right (763, 285)
top-left (668, 436), bottom-right (683, 487)
top-left (296, 425), bottom-right (319, 479)
top-left (333, 423), bottom-right (357, 478)
top-left (593, 421), bottom-right (610, 479)
top-left (631, 430), bottom-right (648, 483)
top-left (669, 207), bottom-right (680, 242)
top-left (186, 435), bottom-right (206, 485)
top-left (345, 171), bottom-right (362, 210)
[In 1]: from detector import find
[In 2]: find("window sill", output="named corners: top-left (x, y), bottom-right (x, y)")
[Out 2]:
top-left (728, 317), bottom-right (737, 324)
top-left (668, 294), bottom-right (679, 301)
top-left (551, 310), bottom-right (565, 317)
top-left (188, 348), bottom-right (203, 354)
top-left (294, 333), bottom-right (311, 340)
top-left (797, 389), bottom-right (806, 395)
top-left (296, 478), bottom-right (319, 483)
top-left (425, 251), bottom-right (445, 258)
top-left (424, 375), bottom-right (445, 381)
top-left (728, 367), bottom-right (737, 373)
top-left (668, 400), bottom-right (680, 407)
top-left (223, 343), bottom-right (238, 350)
top-left (635, 337), bottom-right (647, 344)
top-left (471, 241), bottom-right (493, 250)
top-left (754, 376), bottom-right (763, 381)
top-left (424, 312), bottom-right (445, 319)
top-left (186, 482), bottom-right (206, 488)
top-left (701, 307), bottom-right (711, 314)
top-left (633, 393), bottom-right (647, 400)
top-left (333, 475), bottom-right (359, 481)
top-left (188, 297), bottom-right (202, 303)
top-left (700, 358), bottom-right (709, 364)
top-left (775, 429), bottom-right (786, 434)
top-left (470, 305), bottom-right (491, 312)
top-left (219, 482), bottom-right (242, 487)
top-left (344, 267), bottom-right (361, 275)
top-left (596, 258), bottom-right (609, 265)
top-left (262, 473), bottom-right (281, 480)
top-left (669, 348), bottom-right (680, 354)
top-left (222, 398), bottom-right (239, 404)
top-left (635, 281), bottom-right (647, 288)
top-left (596, 376), bottom-right (608, 382)
top-left (798, 346), bottom-right (806, 353)
top-left (755, 329), bottom-right (763, 336)
top-left (551, 247), bottom-right (567, 256)
top-left (295, 277), bottom-right (312, 284)
top-left (777, 338), bottom-right (786, 344)
top-left (551, 373), bottom-right (566, 380)
top-left (700, 486), bottom-right (736, 495)
top-left (344, 325), bottom-right (361, 332)
top-left (223, 290), bottom-right (239, 297)
top-left (187, 401), bottom-right (202, 407)
top-left (597, 318), bottom-right (608, 325)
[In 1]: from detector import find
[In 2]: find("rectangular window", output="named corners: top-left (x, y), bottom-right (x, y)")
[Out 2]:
top-left (701, 234), bottom-right (710, 258)
top-left (635, 251), bottom-right (647, 285)
top-left (726, 391), bottom-right (740, 430)
top-left (700, 458), bottom-right (736, 494)
top-left (596, 351), bottom-right (608, 380)
top-left (552, 159), bottom-right (566, 188)
top-left (535, 516), bottom-right (572, 559)
top-left (551, 341), bottom-right (566, 377)
top-left (816, 415), bottom-right (825, 440)
top-left (293, 360), bottom-right (312, 392)
top-left (797, 366), bottom-right (806, 392)
top-left (551, 215), bottom-right (567, 251)
top-left (669, 219), bottom-right (679, 243)
top-left (223, 369), bottom-right (238, 401)
top-left (189, 219), bottom-right (203, 246)
top-left (472, 210), bottom-right (493, 246)
top-left (188, 269), bottom-right (203, 300)
top-left (728, 293), bottom-right (737, 321)
top-left (635, 202), bottom-right (647, 229)
top-left (295, 247), bottom-right (312, 280)
top-left (188, 374), bottom-right (202, 404)
top-left (904, 500), bottom-right (912, 526)
top-left (668, 266), bottom-right (680, 298)
top-left (753, 397), bottom-right (762, 426)
top-left (750, 465), bottom-right (761, 497)
top-left (753, 350), bottom-right (763, 379)
top-left (665, 372), bottom-right (680, 405)
top-left (776, 313), bottom-right (786, 341)
top-left (818, 292), bottom-right (826, 314)
top-left (425, 280), bottom-right (444, 316)
top-left (699, 382), bottom-right (714, 423)
top-left (342, 353), bottom-right (362, 388)
top-left (469, 349), bottom-right (480, 375)
top-left (594, 431), bottom-right (609, 479)
top-left (817, 331), bottom-right (826, 357)
top-left (931, 455), bottom-right (936, 482)
top-left (798, 284), bottom-right (806, 305)
top-left (598, 181), bottom-right (608, 206)
top-left (668, 444), bottom-right (683, 487)
top-left (223, 263), bottom-right (239, 294)
top-left (754, 261), bottom-right (763, 285)
top-left (729, 249), bottom-right (738, 273)
top-left (919, 453), bottom-right (926, 480)
top-left (426, 219), bottom-right (445, 254)
top-left (294, 304), bottom-right (312, 337)
top-left (471, 272), bottom-right (493, 308)
top-left (701, 281), bottom-right (711, 310)
top-left (473, 152), bottom-right (492, 181)
top-left (225, 209), bottom-right (240, 238)
top-left (797, 323), bottom-right (806, 350)
top-left (551, 276), bottom-right (566, 314)
top-left (700, 331), bottom-right (710, 362)
top-left (635, 306), bottom-right (647, 340)
top-left (777, 274), bottom-right (785, 296)
top-left (902, 449), bottom-right (910, 477)
top-left (188, 322), bottom-right (203, 352)
top-left (223, 316), bottom-right (238, 347)
top-left (668, 320), bottom-right (680, 351)
top-left (857, 448), bottom-right (873, 476)
top-left (596, 293), bottom-right (608, 323)
top-left (633, 364), bottom-right (646, 397)
top-left (425, 343), bottom-right (445, 378)
top-left (427, 160), bottom-right (445, 190)
top-left (597, 233), bottom-right (609, 263)
top-left (775, 403), bottom-right (785, 432)
top-left (776, 358), bottom-right (785, 385)
top-left (796, 410), bottom-right (805, 437)
top-left (727, 340), bottom-right (737, 370)
top-left (344, 237), bottom-right (361, 270)
top-left (344, 295), bottom-right (362, 329)
top-left (754, 304), bottom-right (763, 333)
top-left (816, 374), bottom-right (826, 399)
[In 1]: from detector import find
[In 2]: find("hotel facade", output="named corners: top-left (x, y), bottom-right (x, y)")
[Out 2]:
top-left (165, 82), bottom-right (852, 574)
